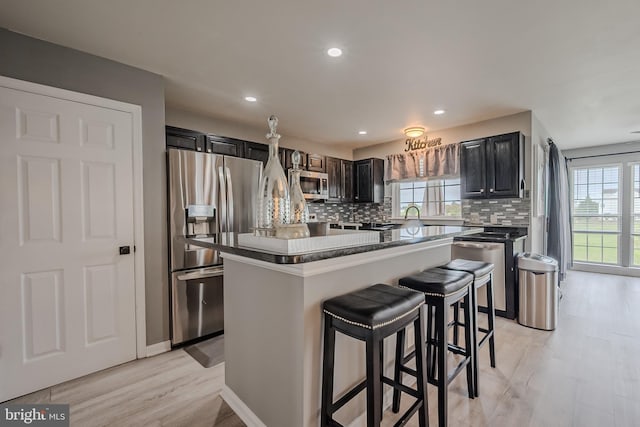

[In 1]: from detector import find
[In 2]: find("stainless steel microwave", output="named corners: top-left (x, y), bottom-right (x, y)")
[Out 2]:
top-left (288, 169), bottom-right (328, 200)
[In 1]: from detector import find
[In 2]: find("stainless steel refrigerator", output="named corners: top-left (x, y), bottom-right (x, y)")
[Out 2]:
top-left (168, 148), bottom-right (262, 345)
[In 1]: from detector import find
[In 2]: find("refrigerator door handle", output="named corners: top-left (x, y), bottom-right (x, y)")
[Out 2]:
top-left (218, 166), bottom-right (228, 232)
top-left (225, 166), bottom-right (234, 232)
top-left (176, 266), bottom-right (224, 281)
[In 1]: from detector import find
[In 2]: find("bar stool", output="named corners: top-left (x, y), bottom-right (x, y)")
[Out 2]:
top-left (442, 259), bottom-right (495, 397)
top-left (321, 283), bottom-right (429, 427)
top-left (395, 268), bottom-right (475, 427)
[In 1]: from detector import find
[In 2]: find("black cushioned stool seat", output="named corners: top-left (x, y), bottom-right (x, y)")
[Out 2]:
top-left (398, 267), bottom-right (473, 296)
top-left (441, 259), bottom-right (493, 279)
top-left (396, 268), bottom-right (475, 427)
top-left (323, 283), bottom-right (425, 330)
top-left (441, 259), bottom-right (496, 398)
top-left (321, 284), bottom-right (429, 427)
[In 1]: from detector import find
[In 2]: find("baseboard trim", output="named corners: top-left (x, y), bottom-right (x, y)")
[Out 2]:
top-left (146, 340), bottom-right (171, 357)
top-left (571, 263), bottom-right (640, 278)
top-left (221, 385), bottom-right (266, 427)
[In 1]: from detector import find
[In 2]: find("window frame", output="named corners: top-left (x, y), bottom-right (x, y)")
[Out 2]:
top-left (390, 177), bottom-right (462, 220)
top-left (630, 162), bottom-right (640, 266)
top-left (570, 164), bottom-right (622, 265)
top-left (568, 157), bottom-right (638, 269)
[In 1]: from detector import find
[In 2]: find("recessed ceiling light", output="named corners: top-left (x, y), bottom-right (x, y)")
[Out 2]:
top-left (433, 109), bottom-right (446, 115)
top-left (244, 96), bottom-right (257, 102)
top-left (327, 47), bottom-right (343, 57)
top-left (358, 130), bottom-right (367, 135)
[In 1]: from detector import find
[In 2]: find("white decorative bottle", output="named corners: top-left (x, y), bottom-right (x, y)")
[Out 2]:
top-left (289, 151), bottom-right (310, 224)
top-left (256, 115), bottom-right (290, 231)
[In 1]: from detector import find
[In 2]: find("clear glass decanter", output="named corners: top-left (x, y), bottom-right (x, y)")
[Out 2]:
top-left (289, 151), bottom-right (310, 224)
top-left (256, 115), bottom-right (290, 231)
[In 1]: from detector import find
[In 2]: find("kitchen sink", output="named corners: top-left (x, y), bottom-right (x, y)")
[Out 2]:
top-left (360, 222), bottom-right (406, 231)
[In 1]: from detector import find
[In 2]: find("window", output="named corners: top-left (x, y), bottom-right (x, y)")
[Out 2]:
top-left (392, 178), bottom-right (461, 218)
top-left (632, 164), bottom-right (640, 265)
top-left (571, 166), bottom-right (620, 264)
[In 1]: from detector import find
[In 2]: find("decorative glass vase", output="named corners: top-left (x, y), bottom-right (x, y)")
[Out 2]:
top-left (289, 151), bottom-right (310, 224)
top-left (256, 115), bottom-right (290, 231)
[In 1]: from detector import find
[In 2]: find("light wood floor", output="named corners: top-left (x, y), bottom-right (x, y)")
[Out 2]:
top-left (383, 270), bottom-right (640, 427)
top-left (9, 270), bottom-right (640, 426)
top-left (8, 347), bottom-right (245, 427)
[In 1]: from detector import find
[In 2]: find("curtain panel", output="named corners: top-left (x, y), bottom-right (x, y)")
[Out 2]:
top-left (385, 143), bottom-right (460, 181)
top-left (547, 142), bottom-right (572, 280)
top-left (425, 143), bottom-right (459, 177)
top-left (385, 151), bottom-right (422, 181)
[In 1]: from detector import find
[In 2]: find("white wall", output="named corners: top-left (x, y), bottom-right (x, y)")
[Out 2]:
top-left (166, 107), bottom-right (354, 160)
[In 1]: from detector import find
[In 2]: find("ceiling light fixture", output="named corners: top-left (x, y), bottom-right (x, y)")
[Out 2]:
top-left (433, 109), bottom-right (446, 115)
top-left (327, 47), bottom-right (343, 57)
top-left (244, 96), bottom-right (257, 102)
top-left (358, 130), bottom-right (367, 135)
top-left (404, 126), bottom-right (425, 138)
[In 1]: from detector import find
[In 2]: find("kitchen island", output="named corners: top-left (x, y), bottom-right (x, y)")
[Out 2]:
top-left (188, 225), bottom-right (480, 427)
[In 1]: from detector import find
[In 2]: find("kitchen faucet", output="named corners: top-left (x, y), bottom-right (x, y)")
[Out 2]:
top-left (404, 205), bottom-right (421, 220)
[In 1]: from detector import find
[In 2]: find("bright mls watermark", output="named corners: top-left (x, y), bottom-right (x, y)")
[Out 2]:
top-left (0, 404), bottom-right (69, 427)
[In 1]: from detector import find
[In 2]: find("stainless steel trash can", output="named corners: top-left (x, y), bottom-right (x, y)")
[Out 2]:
top-left (517, 253), bottom-right (559, 330)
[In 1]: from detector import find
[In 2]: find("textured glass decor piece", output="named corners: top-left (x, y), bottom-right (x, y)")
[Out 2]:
top-left (289, 150), bottom-right (310, 224)
top-left (256, 115), bottom-right (290, 231)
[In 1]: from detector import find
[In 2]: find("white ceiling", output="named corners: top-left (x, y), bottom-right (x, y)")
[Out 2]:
top-left (1, 0), bottom-right (639, 149)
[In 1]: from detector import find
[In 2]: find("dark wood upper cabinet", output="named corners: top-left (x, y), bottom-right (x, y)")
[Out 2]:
top-left (460, 131), bottom-right (523, 199)
top-left (341, 160), bottom-right (354, 202)
top-left (166, 126), bottom-right (245, 157)
top-left (459, 139), bottom-right (486, 198)
top-left (354, 158), bottom-right (384, 203)
top-left (244, 141), bottom-right (271, 167)
top-left (306, 154), bottom-right (326, 172)
top-left (280, 148), bottom-right (307, 171)
top-left (326, 157), bottom-right (354, 202)
top-left (326, 157), bottom-right (341, 201)
top-left (206, 134), bottom-right (244, 157)
top-left (166, 126), bottom-right (206, 152)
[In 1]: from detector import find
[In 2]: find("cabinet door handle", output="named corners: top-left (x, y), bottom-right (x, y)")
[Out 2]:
top-left (489, 188), bottom-right (494, 192)
top-left (480, 188), bottom-right (485, 193)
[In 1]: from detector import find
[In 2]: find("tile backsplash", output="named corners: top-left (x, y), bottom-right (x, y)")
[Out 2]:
top-left (462, 198), bottom-right (530, 226)
top-left (308, 197), bottom-right (530, 226)
top-left (308, 198), bottom-right (392, 223)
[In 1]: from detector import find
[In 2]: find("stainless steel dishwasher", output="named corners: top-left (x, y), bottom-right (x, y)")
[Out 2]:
top-left (452, 241), bottom-right (506, 311)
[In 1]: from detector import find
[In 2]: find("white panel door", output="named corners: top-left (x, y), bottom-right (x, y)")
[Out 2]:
top-left (0, 86), bottom-right (137, 402)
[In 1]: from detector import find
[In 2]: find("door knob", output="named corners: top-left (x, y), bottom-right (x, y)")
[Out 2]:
top-left (119, 246), bottom-right (131, 255)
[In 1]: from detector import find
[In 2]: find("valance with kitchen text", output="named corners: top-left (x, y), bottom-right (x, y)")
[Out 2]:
top-left (385, 143), bottom-right (460, 181)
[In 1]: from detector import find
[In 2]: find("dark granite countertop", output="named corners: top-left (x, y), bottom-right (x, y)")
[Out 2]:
top-left (184, 226), bottom-right (482, 264)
